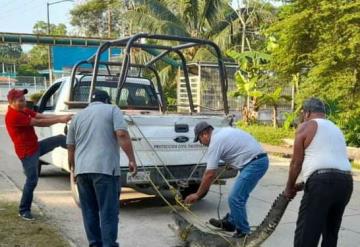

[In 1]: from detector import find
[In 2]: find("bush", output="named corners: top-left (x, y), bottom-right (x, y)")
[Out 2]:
top-left (236, 122), bottom-right (295, 146)
top-left (29, 91), bottom-right (44, 104)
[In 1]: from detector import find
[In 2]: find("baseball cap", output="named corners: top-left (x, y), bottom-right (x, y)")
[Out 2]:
top-left (193, 121), bottom-right (213, 142)
top-left (7, 89), bottom-right (28, 102)
top-left (91, 90), bottom-right (111, 104)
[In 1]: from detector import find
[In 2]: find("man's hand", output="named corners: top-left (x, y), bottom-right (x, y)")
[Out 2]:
top-left (284, 186), bottom-right (297, 200)
top-left (184, 193), bottom-right (200, 204)
top-left (129, 161), bottom-right (137, 176)
top-left (70, 169), bottom-right (77, 184)
top-left (60, 114), bottom-right (73, 123)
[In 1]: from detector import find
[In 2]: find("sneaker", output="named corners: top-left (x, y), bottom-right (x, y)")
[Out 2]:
top-left (209, 214), bottom-right (236, 232)
top-left (233, 231), bottom-right (249, 238)
top-left (18, 211), bottom-right (35, 221)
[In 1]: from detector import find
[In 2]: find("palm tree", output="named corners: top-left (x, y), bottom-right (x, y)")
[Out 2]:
top-left (124, 0), bottom-right (240, 106)
top-left (126, 0), bottom-right (240, 60)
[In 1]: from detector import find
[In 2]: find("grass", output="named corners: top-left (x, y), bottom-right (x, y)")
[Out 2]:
top-left (236, 122), bottom-right (295, 146)
top-left (0, 201), bottom-right (70, 247)
top-left (352, 161), bottom-right (360, 170)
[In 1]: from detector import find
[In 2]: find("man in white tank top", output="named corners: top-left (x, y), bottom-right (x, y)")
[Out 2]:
top-left (284, 98), bottom-right (353, 247)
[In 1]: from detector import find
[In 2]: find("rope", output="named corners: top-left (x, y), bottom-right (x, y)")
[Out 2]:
top-left (127, 116), bottom-right (177, 181)
top-left (125, 116), bottom-right (234, 246)
top-left (185, 149), bottom-right (207, 183)
top-left (217, 183), bottom-right (223, 221)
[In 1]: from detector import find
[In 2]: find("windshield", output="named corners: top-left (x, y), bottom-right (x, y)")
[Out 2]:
top-left (73, 79), bottom-right (160, 110)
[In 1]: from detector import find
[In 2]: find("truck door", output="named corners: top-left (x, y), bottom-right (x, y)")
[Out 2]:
top-left (36, 81), bottom-right (68, 169)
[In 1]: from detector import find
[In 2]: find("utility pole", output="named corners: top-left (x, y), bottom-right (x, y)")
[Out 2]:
top-left (46, 2), bottom-right (53, 86)
top-left (46, 0), bottom-right (74, 85)
top-left (108, 2), bottom-right (112, 61)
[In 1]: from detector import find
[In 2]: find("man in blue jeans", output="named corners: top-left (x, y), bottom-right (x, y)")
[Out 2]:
top-left (184, 121), bottom-right (269, 238)
top-left (67, 90), bottom-right (137, 247)
top-left (5, 88), bottom-right (72, 220)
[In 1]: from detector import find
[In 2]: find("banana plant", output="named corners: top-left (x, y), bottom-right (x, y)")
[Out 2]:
top-left (256, 87), bottom-right (292, 128)
top-left (227, 49), bottom-right (271, 124)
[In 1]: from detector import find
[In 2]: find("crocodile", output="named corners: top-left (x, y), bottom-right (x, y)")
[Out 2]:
top-left (171, 183), bottom-right (304, 247)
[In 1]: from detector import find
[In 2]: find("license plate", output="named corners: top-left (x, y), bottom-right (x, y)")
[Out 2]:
top-left (126, 171), bottom-right (150, 184)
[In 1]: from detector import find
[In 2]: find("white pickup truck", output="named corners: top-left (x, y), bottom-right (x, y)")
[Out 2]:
top-left (35, 33), bottom-right (238, 201)
top-left (35, 75), bottom-right (237, 200)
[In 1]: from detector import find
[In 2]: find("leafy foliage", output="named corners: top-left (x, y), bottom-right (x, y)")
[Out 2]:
top-left (0, 44), bottom-right (22, 64)
top-left (237, 121), bottom-right (295, 146)
top-left (228, 49), bottom-right (287, 126)
top-left (70, 0), bottom-right (126, 37)
top-left (266, 0), bottom-right (360, 146)
top-left (19, 21), bottom-right (69, 74)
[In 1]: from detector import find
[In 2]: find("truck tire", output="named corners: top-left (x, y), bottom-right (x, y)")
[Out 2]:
top-left (70, 173), bottom-right (80, 207)
top-left (180, 183), bottom-right (208, 200)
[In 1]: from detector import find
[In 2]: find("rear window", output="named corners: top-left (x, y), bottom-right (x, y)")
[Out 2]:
top-left (73, 79), bottom-right (159, 110)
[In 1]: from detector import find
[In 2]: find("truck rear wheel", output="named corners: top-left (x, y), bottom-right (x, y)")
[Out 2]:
top-left (70, 173), bottom-right (80, 207)
top-left (180, 183), bottom-right (208, 200)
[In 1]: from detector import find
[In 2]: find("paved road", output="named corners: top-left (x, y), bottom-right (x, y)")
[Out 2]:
top-left (0, 115), bottom-right (359, 247)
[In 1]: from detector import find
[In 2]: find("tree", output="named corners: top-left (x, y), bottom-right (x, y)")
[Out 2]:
top-left (231, 0), bottom-right (278, 52)
top-left (266, 0), bottom-right (360, 146)
top-left (227, 50), bottom-right (270, 122)
top-left (23, 21), bottom-right (68, 72)
top-left (33, 21), bottom-right (67, 35)
top-left (256, 87), bottom-right (291, 127)
top-left (70, 0), bottom-right (127, 37)
top-left (0, 44), bottom-right (22, 64)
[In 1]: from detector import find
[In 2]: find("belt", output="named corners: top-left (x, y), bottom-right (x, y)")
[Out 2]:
top-left (312, 168), bottom-right (352, 176)
top-left (249, 153), bottom-right (267, 163)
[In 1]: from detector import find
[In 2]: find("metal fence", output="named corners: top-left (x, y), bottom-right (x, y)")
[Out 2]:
top-left (0, 76), bottom-right (47, 101)
top-left (178, 63), bottom-right (294, 122)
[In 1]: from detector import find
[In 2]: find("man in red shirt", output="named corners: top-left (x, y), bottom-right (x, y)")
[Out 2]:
top-left (5, 89), bottom-right (72, 220)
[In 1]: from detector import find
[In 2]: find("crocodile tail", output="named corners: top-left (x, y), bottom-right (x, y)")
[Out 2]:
top-left (244, 183), bottom-right (304, 247)
top-left (243, 192), bottom-right (290, 247)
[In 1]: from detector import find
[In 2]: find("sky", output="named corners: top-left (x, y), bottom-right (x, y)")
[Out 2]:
top-left (0, 0), bottom-right (281, 51)
top-left (0, 0), bottom-right (281, 33)
top-left (0, 0), bottom-right (75, 33)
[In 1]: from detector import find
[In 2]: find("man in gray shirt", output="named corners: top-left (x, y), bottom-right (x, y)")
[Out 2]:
top-left (67, 90), bottom-right (137, 247)
top-left (184, 121), bottom-right (268, 238)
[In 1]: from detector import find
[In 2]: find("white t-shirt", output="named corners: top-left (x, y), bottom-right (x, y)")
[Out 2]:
top-left (302, 119), bottom-right (351, 181)
top-left (206, 127), bottom-right (265, 170)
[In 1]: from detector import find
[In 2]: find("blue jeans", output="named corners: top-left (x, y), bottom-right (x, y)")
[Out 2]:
top-left (77, 173), bottom-right (121, 247)
top-left (19, 135), bottom-right (67, 214)
top-left (228, 155), bottom-right (269, 233)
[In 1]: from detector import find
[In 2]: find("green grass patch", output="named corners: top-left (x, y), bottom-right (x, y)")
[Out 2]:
top-left (351, 161), bottom-right (360, 170)
top-left (236, 122), bottom-right (295, 146)
top-left (0, 201), bottom-right (69, 247)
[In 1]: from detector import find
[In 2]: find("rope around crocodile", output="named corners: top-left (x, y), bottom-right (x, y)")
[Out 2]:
top-left (126, 116), bottom-right (235, 246)
top-left (125, 116), bottom-right (303, 247)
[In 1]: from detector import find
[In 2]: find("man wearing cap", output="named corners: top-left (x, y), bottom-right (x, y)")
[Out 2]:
top-left (67, 90), bottom-right (137, 247)
top-left (5, 88), bottom-right (72, 220)
top-left (284, 98), bottom-right (353, 247)
top-left (184, 121), bottom-right (269, 238)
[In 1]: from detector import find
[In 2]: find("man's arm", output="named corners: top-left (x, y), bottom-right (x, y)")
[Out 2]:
top-left (116, 129), bottom-right (137, 175)
top-left (198, 169), bottom-right (217, 197)
top-left (284, 121), bottom-right (316, 199)
top-left (68, 144), bottom-right (75, 172)
top-left (184, 169), bottom-right (217, 204)
top-left (35, 113), bottom-right (61, 119)
top-left (30, 115), bottom-right (71, 127)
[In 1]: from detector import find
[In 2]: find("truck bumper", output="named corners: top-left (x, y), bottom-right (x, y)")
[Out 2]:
top-left (120, 164), bottom-right (238, 188)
